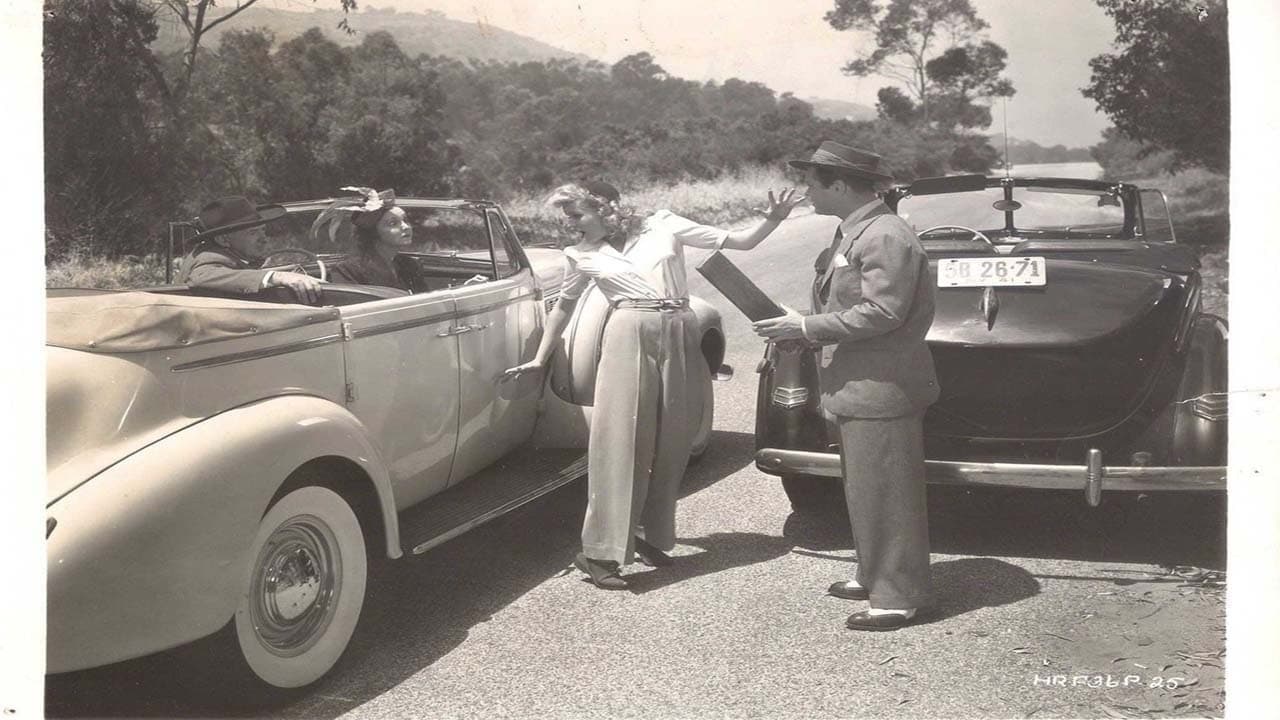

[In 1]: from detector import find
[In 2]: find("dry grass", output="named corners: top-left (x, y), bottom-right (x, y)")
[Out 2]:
top-left (45, 251), bottom-right (171, 290)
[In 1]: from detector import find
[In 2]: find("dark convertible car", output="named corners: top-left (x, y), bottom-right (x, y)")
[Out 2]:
top-left (755, 174), bottom-right (1227, 509)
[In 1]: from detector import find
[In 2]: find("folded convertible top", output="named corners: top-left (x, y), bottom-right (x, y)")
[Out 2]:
top-left (46, 291), bottom-right (340, 353)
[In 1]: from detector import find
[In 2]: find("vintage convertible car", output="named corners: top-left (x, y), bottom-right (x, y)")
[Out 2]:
top-left (46, 197), bottom-right (727, 690)
top-left (755, 175), bottom-right (1227, 509)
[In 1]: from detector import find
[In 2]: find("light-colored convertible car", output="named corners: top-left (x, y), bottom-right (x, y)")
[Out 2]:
top-left (46, 198), bottom-right (728, 690)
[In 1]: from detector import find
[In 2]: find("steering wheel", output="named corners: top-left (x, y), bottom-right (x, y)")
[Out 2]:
top-left (260, 247), bottom-right (327, 283)
top-left (918, 224), bottom-right (995, 248)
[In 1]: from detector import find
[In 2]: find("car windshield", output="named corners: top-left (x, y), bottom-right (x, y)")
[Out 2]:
top-left (270, 205), bottom-right (493, 258)
top-left (897, 186), bottom-right (1127, 239)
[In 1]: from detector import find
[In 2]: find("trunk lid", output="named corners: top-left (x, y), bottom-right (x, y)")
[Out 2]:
top-left (925, 259), bottom-right (1187, 439)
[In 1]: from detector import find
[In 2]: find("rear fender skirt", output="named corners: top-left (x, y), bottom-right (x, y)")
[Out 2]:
top-left (46, 395), bottom-right (398, 674)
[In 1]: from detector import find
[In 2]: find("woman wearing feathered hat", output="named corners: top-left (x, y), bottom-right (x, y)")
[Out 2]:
top-left (312, 187), bottom-right (416, 291)
top-left (501, 180), bottom-right (805, 589)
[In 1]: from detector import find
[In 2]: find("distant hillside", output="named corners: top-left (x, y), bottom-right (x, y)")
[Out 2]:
top-left (993, 136), bottom-right (1094, 164)
top-left (804, 96), bottom-right (877, 122)
top-left (152, 5), bottom-right (593, 65)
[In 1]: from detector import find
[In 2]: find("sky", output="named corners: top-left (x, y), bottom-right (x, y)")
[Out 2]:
top-left (270, 0), bottom-right (1119, 147)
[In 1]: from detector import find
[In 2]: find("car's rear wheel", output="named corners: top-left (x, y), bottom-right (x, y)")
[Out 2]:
top-left (232, 485), bottom-right (368, 689)
top-left (781, 474), bottom-right (839, 512)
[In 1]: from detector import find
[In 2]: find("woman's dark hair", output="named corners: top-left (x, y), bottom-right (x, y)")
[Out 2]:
top-left (351, 214), bottom-right (386, 255)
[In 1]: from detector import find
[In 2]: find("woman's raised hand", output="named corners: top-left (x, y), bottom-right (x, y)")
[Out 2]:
top-left (764, 187), bottom-right (807, 222)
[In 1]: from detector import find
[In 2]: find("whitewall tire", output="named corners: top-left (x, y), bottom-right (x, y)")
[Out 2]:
top-left (234, 485), bottom-right (367, 689)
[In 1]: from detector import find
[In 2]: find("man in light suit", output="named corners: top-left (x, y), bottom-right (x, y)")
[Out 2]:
top-left (178, 195), bottom-right (322, 303)
top-left (754, 141), bottom-right (939, 631)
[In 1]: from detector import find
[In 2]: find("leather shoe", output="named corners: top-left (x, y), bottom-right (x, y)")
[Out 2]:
top-left (845, 609), bottom-right (921, 631)
top-left (827, 581), bottom-right (869, 601)
top-left (634, 536), bottom-right (673, 567)
top-left (574, 553), bottom-right (628, 589)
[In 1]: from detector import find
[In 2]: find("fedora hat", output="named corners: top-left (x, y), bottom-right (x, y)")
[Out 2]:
top-left (191, 196), bottom-right (287, 241)
top-left (788, 141), bottom-right (894, 183)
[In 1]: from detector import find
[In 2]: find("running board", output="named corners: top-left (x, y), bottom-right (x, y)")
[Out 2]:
top-left (401, 446), bottom-right (588, 555)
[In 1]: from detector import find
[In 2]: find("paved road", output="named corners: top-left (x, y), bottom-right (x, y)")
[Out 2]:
top-left (46, 214), bottom-right (1227, 718)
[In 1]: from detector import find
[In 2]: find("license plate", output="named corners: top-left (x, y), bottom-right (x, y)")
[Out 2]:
top-left (937, 257), bottom-right (1046, 287)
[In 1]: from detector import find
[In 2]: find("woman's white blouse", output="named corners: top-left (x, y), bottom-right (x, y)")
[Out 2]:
top-left (559, 210), bottom-right (728, 303)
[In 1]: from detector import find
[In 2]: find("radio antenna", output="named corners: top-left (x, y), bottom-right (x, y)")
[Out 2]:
top-left (1002, 96), bottom-right (1011, 177)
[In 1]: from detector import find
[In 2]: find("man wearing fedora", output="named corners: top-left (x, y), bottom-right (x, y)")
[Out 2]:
top-left (179, 195), bottom-right (322, 304)
top-left (754, 140), bottom-right (939, 631)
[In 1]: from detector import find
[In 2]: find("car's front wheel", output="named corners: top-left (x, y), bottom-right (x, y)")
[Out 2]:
top-left (232, 485), bottom-right (368, 689)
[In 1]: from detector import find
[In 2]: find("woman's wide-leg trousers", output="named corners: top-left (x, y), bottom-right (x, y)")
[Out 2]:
top-left (581, 306), bottom-right (700, 565)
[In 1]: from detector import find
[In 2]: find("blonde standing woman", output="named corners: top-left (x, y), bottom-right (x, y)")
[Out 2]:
top-left (502, 180), bottom-right (804, 589)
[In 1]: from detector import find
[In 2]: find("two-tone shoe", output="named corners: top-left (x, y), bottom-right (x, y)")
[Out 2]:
top-left (827, 580), bottom-right (869, 601)
top-left (844, 609), bottom-right (921, 631)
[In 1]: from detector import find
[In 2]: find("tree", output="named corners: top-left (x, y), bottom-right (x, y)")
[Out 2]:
top-left (1083, 0), bottom-right (1228, 173)
top-left (925, 40), bottom-right (1014, 129)
top-left (876, 86), bottom-right (919, 123)
top-left (824, 0), bottom-right (1010, 124)
top-left (131, 0), bottom-right (357, 126)
top-left (44, 0), bottom-right (175, 258)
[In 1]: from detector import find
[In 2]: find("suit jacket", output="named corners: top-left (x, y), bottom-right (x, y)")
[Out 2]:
top-left (806, 201), bottom-right (939, 419)
top-left (178, 242), bottom-right (270, 295)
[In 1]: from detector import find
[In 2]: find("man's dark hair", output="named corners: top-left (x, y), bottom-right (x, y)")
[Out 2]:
top-left (812, 166), bottom-right (877, 193)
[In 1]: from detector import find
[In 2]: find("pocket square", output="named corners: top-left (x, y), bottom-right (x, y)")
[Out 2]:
top-left (832, 253), bottom-right (850, 268)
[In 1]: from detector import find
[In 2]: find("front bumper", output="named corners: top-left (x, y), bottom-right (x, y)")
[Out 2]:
top-left (756, 448), bottom-right (1226, 506)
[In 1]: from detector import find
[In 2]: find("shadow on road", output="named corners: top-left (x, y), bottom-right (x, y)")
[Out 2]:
top-left (623, 531), bottom-right (795, 594)
top-left (916, 558), bottom-right (1041, 625)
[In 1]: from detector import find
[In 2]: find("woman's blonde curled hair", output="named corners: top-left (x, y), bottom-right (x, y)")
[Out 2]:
top-left (545, 182), bottom-right (646, 241)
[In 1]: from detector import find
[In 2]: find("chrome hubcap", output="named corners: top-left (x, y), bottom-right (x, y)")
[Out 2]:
top-left (249, 514), bottom-right (341, 657)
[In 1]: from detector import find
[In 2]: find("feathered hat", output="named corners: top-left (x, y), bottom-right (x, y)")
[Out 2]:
top-left (310, 187), bottom-right (397, 244)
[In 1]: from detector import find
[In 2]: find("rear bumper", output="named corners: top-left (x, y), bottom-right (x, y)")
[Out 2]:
top-left (755, 448), bottom-right (1226, 506)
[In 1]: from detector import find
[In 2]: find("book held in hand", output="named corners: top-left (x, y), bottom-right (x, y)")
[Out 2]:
top-left (695, 251), bottom-right (785, 321)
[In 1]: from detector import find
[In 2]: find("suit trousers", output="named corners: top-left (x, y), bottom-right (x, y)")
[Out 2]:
top-left (581, 306), bottom-right (698, 565)
top-left (836, 412), bottom-right (933, 609)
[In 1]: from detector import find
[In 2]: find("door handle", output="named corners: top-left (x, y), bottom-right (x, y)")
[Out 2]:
top-left (436, 325), bottom-right (475, 337)
top-left (467, 322), bottom-right (492, 332)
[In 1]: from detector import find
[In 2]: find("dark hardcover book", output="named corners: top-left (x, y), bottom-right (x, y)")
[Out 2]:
top-left (695, 251), bottom-right (785, 321)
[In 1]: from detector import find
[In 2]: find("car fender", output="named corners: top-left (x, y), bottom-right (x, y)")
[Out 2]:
top-left (46, 394), bottom-right (399, 674)
top-left (1169, 314), bottom-right (1228, 464)
top-left (689, 295), bottom-right (725, 371)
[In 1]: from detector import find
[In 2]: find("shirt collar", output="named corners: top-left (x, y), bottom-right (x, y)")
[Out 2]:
top-left (837, 198), bottom-right (888, 237)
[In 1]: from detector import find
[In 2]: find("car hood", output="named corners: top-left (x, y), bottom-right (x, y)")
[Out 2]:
top-left (928, 259), bottom-right (1174, 347)
top-left (46, 345), bottom-right (201, 505)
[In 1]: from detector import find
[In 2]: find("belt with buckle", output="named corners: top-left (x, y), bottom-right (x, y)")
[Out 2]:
top-left (613, 298), bottom-right (689, 311)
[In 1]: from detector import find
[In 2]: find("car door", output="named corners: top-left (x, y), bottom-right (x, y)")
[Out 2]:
top-left (339, 291), bottom-right (460, 509)
top-left (446, 208), bottom-right (542, 486)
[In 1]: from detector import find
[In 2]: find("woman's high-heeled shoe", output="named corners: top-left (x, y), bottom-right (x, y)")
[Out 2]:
top-left (634, 536), bottom-right (673, 567)
top-left (574, 552), bottom-right (628, 589)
